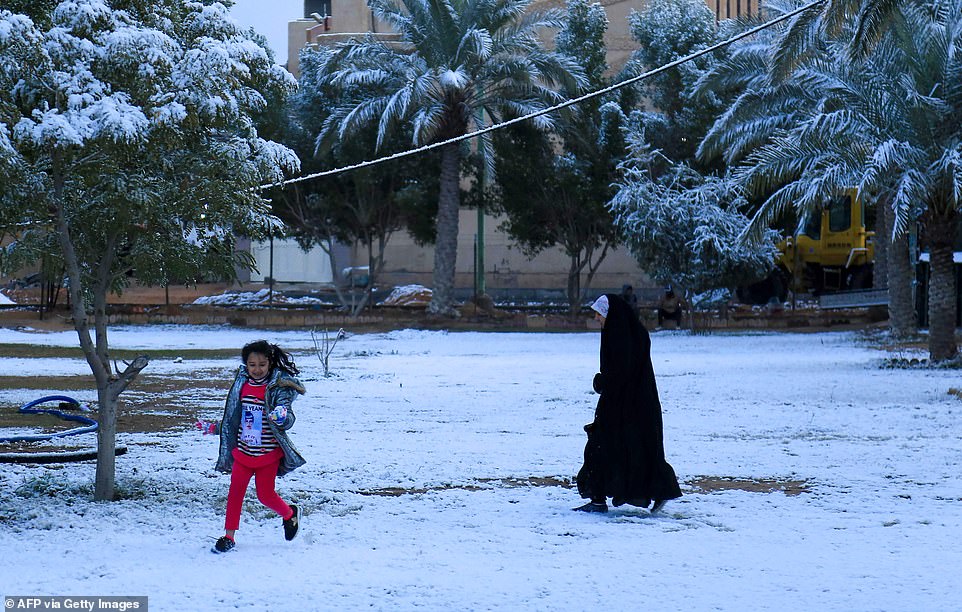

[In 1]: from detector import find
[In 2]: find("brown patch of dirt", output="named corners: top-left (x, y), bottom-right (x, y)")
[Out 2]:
top-left (356, 475), bottom-right (812, 497)
top-left (0, 371), bottom-right (229, 442)
top-left (0, 375), bottom-right (95, 391)
top-left (135, 370), bottom-right (229, 389)
top-left (686, 476), bottom-right (811, 496)
top-left (356, 476), bottom-right (575, 497)
top-left (116, 373), bottom-right (228, 434)
top-left (0, 344), bottom-right (239, 360)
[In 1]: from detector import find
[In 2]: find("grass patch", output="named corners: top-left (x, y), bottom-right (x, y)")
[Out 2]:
top-left (13, 472), bottom-right (93, 499)
top-left (0, 343), bottom-right (239, 360)
top-left (0, 375), bottom-right (96, 391)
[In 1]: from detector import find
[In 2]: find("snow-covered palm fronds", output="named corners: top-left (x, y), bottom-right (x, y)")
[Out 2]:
top-left (701, 0), bottom-right (962, 243)
top-left (695, 0), bottom-right (962, 359)
top-left (314, 0), bottom-right (586, 149)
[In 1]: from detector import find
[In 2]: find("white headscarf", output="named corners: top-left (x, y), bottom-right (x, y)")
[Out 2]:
top-left (590, 295), bottom-right (609, 318)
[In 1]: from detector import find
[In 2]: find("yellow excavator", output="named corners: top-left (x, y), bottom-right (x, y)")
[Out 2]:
top-left (738, 188), bottom-right (875, 303)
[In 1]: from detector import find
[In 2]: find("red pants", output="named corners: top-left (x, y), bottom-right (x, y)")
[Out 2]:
top-left (225, 447), bottom-right (292, 531)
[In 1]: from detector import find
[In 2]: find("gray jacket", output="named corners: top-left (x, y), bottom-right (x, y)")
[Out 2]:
top-left (215, 365), bottom-right (307, 477)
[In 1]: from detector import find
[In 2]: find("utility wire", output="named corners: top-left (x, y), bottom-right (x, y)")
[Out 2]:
top-left (259, 0), bottom-right (825, 191)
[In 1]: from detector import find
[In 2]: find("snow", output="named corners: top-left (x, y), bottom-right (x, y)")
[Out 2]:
top-left (3, 0), bottom-right (296, 184)
top-left (0, 292), bottom-right (14, 305)
top-left (14, 109), bottom-right (89, 147)
top-left (52, 0), bottom-right (112, 31)
top-left (380, 284), bottom-right (432, 307)
top-left (918, 252), bottom-right (962, 263)
top-left (149, 100), bottom-right (188, 127)
top-left (254, 137), bottom-right (301, 179)
top-left (87, 92), bottom-right (150, 142)
top-left (0, 12), bottom-right (36, 43)
top-left (0, 325), bottom-right (960, 610)
top-left (192, 288), bottom-right (327, 307)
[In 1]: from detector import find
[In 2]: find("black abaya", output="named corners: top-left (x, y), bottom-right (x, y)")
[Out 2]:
top-left (577, 294), bottom-right (682, 506)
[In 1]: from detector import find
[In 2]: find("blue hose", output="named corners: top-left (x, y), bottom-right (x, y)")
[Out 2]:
top-left (0, 395), bottom-right (98, 443)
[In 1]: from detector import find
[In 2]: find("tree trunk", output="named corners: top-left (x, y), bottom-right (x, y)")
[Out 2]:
top-left (887, 221), bottom-right (916, 338)
top-left (323, 235), bottom-right (351, 311)
top-left (51, 160), bottom-right (150, 500)
top-left (925, 208), bottom-right (958, 361)
top-left (94, 355), bottom-right (149, 500)
top-left (428, 142), bottom-right (461, 316)
top-left (91, 272), bottom-right (147, 500)
top-left (95, 385), bottom-right (119, 501)
top-left (567, 253), bottom-right (583, 317)
top-left (873, 190), bottom-right (889, 289)
top-left (582, 242), bottom-right (611, 311)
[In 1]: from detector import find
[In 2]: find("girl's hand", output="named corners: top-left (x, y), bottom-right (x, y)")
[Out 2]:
top-left (269, 405), bottom-right (288, 425)
top-left (195, 419), bottom-right (219, 435)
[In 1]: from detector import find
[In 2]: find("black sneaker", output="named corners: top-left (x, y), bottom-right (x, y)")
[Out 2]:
top-left (650, 499), bottom-right (667, 514)
top-left (283, 504), bottom-right (299, 541)
top-left (212, 536), bottom-right (235, 553)
top-left (573, 501), bottom-right (608, 513)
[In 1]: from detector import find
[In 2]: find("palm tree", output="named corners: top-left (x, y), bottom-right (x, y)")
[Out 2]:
top-left (768, 0), bottom-right (910, 80)
top-left (700, 0), bottom-right (962, 359)
top-left (765, 0), bottom-right (928, 342)
top-left (312, 0), bottom-right (584, 315)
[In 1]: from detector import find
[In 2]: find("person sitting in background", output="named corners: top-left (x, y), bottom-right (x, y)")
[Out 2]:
top-left (620, 284), bottom-right (640, 319)
top-left (657, 286), bottom-right (685, 329)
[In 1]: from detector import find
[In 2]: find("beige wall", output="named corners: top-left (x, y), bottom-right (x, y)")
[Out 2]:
top-left (287, 0), bottom-right (395, 77)
top-left (369, 209), bottom-right (650, 295)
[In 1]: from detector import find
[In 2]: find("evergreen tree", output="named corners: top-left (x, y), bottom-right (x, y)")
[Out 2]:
top-left (274, 45), bottom-right (440, 315)
top-left (622, 0), bottom-right (725, 167)
top-left (611, 129), bottom-right (779, 313)
top-left (493, 0), bottom-right (623, 315)
top-left (612, 0), bottom-right (769, 312)
top-left (0, 0), bottom-right (298, 499)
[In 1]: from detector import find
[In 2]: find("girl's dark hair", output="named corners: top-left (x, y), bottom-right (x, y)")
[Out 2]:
top-left (242, 340), bottom-right (300, 376)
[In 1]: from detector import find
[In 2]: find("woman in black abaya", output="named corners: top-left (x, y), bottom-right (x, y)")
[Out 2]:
top-left (575, 294), bottom-right (682, 513)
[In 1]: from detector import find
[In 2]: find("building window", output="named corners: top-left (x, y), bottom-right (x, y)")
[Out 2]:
top-left (713, 0), bottom-right (755, 20)
top-left (304, 0), bottom-right (332, 18)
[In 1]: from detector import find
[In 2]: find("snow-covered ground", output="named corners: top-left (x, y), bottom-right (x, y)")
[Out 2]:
top-left (0, 326), bottom-right (959, 611)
